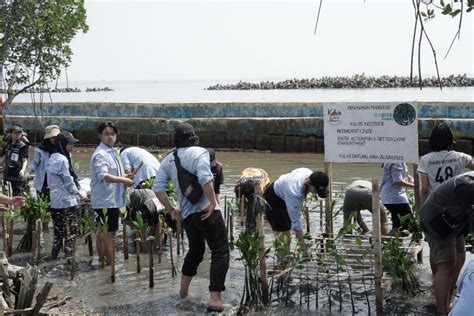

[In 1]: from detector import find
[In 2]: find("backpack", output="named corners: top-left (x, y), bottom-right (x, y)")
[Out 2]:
top-left (173, 150), bottom-right (203, 204)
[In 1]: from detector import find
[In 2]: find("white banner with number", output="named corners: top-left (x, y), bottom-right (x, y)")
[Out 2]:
top-left (324, 102), bottom-right (418, 163)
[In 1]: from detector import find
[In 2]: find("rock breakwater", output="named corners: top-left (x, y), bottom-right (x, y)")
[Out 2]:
top-left (207, 74), bottom-right (474, 90)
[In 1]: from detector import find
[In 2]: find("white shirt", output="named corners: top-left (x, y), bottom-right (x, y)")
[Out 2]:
top-left (417, 150), bottom-right (472, 194)
top-left (274, 167), bottom-right (312, 231)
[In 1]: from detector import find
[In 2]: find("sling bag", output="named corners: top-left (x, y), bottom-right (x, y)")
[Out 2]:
top-left (173, 150), bottom-right (203, 204)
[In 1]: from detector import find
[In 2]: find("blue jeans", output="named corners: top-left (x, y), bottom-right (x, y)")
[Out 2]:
top-left (182, 210), bottom-right (229, 292)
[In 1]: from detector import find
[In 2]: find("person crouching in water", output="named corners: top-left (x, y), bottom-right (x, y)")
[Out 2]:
top-left (90, 122), bottom-right (134, 266)
top-left (153, 123), bottom-right (229, 313)
top-left (46, 131), bottom-right (87, 259)
top-left (342, 180), bottom-right (389, 235)
top-left (263, 168), bottom-right (329, 258)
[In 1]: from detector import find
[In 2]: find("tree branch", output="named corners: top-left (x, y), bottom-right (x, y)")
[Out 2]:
top-left (444, 0), bottom-right (463, 59)
top-left (410, 0), bottom-right (419, 84)
top-left (313, 0), bottom-right (324, 36)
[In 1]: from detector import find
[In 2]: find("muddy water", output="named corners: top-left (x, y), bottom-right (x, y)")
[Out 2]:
top-left (7, 149), bottom-right (469, 314)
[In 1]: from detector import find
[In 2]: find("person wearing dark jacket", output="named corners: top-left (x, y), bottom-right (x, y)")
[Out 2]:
top-left (420, 171), bottom-right (474, 314)
top-left (3, 123), bottom-right (29, 196)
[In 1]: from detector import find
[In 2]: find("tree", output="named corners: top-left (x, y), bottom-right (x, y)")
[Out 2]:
top-left (0, 0), bottom-right (88, 129)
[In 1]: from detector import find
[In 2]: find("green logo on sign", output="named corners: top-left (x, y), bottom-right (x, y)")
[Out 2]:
top-left (393, 103), bottom-right (416, 126)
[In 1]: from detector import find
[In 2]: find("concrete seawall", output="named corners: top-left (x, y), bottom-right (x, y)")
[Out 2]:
top-left (5, 101), bottom-right (473, 154)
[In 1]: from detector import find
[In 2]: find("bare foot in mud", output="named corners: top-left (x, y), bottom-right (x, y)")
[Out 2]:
top-left (207, 291), bottom-right (224, 312)
top-left (180, 275), bottom-right (193, 298)
top-left (207, 298), bottom-right (225, 312)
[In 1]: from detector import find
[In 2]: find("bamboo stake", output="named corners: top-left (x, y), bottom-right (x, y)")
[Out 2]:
top-left (36, 219), bottom-right (42, 263)
top-left (86, 235), bottom-right (93, 256)
top-left (7, 215), bottom-right (13, 257)
top-left (304, 203), bottom-right (310, 234)
top-left (324, 162), bottom-right (333, 235)
top-left (32, 225), bottom-right (38, 266)
top-left (148, 239), bottom-right (154, 288)
top-left (239, 196), bottom-right (245, 226)
top-left (224, 195), bottom-right (227, 220)
top-left (157, 221), bottom-right (162, 264)
top-left (136, 232), bottom-right (141, 274)
top-left (229, 212), bottom-right (234, 248)
top-left (2, 214), bottom-right (6, 254)
top-left (319, 200), bottom-right (323, 233)
top-left (31, 282), bottom-right (53, 315)
top-left (256, 212), bottom-right (268, 305)
top-left (176, 220), bottom-right (181, 256)
top-left (169, 231), bottom-right (177, 277)
top-left (111, 236), bottom-right (116, 283)
top-left (371, 179), bottom-right (383, 315)
top-left (413, 163), bottom-right (420, 213)
top-left (123, 221), bottom-right (129, 260)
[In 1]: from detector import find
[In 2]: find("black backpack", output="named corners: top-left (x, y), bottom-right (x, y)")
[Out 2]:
top-left (173, 150), bottom-right (203, 204)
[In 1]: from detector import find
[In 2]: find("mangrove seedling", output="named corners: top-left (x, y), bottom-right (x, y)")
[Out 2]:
top-left (400, 214), bottom-right (423, 242)
top-left (382, 231), bottom-right (420, 295)
top-left (17, 194), bottom-right (49, 252)
top-left (132, 211), bottom-right (148, 273)
top-left (79, 212), bottom-right (97, 256)
top-left (235, 230), bottom-right (271, 313)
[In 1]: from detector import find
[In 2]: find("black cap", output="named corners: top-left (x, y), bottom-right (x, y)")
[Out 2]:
top-left (429, 124), bottom-right (455, 151)
top-left (175, 123), bottom-right (196, 140)
top-left (309, 171), bottom-right (329, 198)
top-left (10, 123), bottom-right (23, 133)
top-left (56, 131), bottom-right (79, 144)
top-left (174, 122), bottom-right (199, 147)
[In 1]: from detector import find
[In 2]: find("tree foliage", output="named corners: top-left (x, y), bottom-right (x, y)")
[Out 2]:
top-left (410, 0), bottom-right (473, 88)
top-left (0, 0), bottom-right (88, 106)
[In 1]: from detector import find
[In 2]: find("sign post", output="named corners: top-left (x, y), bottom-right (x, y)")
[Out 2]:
top-left (323, 102), bottom-right (418, 315)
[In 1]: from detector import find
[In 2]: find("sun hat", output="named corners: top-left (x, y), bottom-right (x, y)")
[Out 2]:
top-left (43, 125), bottom-right (60, 139)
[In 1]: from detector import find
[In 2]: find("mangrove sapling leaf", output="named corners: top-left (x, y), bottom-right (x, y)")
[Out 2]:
top-left (140, 178), bottom-right (155, 190)
top-left (226, 199), bottom-right (239, 217)
top-left (400, 213), bottom-right (423, 242)
top-left (79, 212), bottom-right (97, 237)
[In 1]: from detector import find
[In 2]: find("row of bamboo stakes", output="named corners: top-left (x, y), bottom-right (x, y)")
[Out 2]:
top-left (1, 162), bottom-right (422, 315)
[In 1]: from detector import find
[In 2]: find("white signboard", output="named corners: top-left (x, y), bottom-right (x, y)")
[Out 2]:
top-left (324, 102), bottom-right (418, 163)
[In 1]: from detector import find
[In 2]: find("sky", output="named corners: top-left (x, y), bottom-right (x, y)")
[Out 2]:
top-left (63, 0), bottom-right (474, 82)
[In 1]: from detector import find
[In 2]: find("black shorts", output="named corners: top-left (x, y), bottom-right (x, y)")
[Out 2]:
top-left (263, 183), bottom-right (291, 232)
top-left (95, 208), bottom-right (120, 232)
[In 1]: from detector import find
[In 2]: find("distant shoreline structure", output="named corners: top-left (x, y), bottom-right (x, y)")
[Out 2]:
top-left (0, 86), bottom-right (114, 94)
top-left (206, 74), bottom-right (474, 90)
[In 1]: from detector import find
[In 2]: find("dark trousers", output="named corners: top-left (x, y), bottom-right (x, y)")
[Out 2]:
top-left (51, 207), bottom-right (77, 258)
top-left (10, 180), bottom-right (26, 196)
top-left (182, 210), bottom-right (229, 292)
top-left (384, 203), bottom-right (412, 230)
